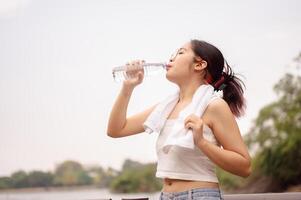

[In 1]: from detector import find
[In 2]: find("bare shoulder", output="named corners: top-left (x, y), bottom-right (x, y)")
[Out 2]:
top-left (207, 97), bottom-right (231, 113)
top-left (203, 97), bottom-right (234, 127)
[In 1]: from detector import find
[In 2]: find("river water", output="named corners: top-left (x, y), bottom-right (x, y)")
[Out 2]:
top-left (0, 188), bottom-right (161, 200)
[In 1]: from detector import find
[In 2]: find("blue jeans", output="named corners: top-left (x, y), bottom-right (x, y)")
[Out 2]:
top-left (159, 188), bottom-right (224, 200)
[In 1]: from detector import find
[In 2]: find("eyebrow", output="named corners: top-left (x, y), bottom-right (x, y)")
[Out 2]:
top-left (179, 48), bottom-right (187, 51)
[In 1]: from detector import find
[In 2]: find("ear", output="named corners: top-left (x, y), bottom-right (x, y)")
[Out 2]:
top-left (194, 60), bottom-right (207, 71)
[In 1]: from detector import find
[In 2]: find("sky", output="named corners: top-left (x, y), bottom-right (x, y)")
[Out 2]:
top-left (0, 0), bottom-right (300, 176)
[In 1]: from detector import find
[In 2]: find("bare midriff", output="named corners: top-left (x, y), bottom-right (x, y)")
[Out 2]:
top-left (162, 178), bottom-right (219, 192)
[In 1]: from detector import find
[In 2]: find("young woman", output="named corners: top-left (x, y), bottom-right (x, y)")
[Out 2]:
top-left (107, 39), bottom-right (251, 200)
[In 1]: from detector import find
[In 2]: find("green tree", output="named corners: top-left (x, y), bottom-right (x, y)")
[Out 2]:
top-left (216, 167), bottom-right (245, 191)
top-left (53, 160), bottom-right (92, 186)
top-left (86, 165), bottom-right (117, 188)
top-left (122, 159), bottom-right (143, 170)
top-left (10, 170), bottom-right (28, 188)
top-left (0, 177), bottom-right (12, 189)
top-left (216, 53), bottom-right (301, 192)
top-left (245, 72), bottom-right (301, 188)
top-left (27, 170), bottom-right (54, 187)
top-left (110, 159), bottom-right (162, 193)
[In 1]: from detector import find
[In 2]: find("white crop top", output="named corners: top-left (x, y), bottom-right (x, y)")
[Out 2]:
top-left (156, 118), bottom-right (220, 183)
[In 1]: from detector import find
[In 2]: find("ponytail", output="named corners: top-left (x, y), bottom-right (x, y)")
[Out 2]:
top-left (212, 61), bottom-right (246, 117)
top-left (190, 39), bottom-right (246, 117)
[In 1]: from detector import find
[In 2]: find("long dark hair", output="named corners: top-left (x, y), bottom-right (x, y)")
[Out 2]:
top-left (190, 39), bottom-right (246, 117)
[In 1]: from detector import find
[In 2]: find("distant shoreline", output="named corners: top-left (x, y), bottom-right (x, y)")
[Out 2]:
top-left (0, 185), bottom-right (103, 193)
top-left (1, 184), bottom-right (300, 194)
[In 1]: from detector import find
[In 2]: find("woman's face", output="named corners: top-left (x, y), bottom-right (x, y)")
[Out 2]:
top-left (166, 42), bottom-right (198, 84)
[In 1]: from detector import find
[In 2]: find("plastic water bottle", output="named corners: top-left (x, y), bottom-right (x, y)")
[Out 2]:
top-left (112, 62), bottom-right (167, 82)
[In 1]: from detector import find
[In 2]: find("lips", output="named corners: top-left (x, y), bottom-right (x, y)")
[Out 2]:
top-left (166, 64), bottom-right (172, 70)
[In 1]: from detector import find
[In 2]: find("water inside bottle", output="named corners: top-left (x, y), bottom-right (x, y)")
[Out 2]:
top-left (112, 63), bottom-right (166, 82)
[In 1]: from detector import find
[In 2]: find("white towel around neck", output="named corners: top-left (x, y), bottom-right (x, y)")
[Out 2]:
top-left (143, 84), bottom-right (220, 153)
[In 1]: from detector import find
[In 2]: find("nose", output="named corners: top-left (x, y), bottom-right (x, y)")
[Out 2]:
top-left (169, 52), bottom-right (175, 63)
top-left (169, 54), bottom-right (176, 62)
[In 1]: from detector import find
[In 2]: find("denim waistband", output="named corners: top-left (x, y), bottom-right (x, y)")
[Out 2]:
top-left (160, 188), bottom-right (223, 199)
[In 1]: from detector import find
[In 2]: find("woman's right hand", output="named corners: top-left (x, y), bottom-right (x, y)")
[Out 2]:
top-left (123, 60), bottom-right (145, 89)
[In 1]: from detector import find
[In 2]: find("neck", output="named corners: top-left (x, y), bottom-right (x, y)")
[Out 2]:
top-left (177, 79), bottom-right (207, 103)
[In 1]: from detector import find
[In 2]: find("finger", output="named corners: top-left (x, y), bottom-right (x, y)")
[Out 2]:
top-left (188, 114), bottom-right (198, 120)
top-left (137, 71), bottom-right (143, 82)
top-left (132, 60), bottom-right (143, 74)
top-left (185, 115), bottom-right (203, 124)
top-left (126, 66), bottom-right (133, 76)
top-left (135, 60), bottom-right (141, 68)
top-left (184, 116), bottom-right (191, 124)
top-left (184, 116), bottom-right (195, 124)
top-left (185, 118), bottom-right (203, 131)
top-left (134, 60), bottom-right (140, 70)
top-left (138, 60), bottom-right (144, 68)
top-left (125, 61), bottom-right (134, 72)
top-left (130, 60), bottom-right (139, 70)
top-left (185, 122), bottom-right (194, 130)
top-left (127, 61), bottom-right (140, 73)
top-left (128, 61), bottom-right (137, 71)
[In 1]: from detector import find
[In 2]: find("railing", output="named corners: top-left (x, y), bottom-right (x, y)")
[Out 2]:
top-left (84, 192), bottom-right (301, 200)
top-left (223, 192), bottom-right (301, 200)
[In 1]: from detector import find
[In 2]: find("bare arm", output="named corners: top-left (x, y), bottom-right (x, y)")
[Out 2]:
top-left (107, 84), bottom-right (157, 138)
top-left (106, 60), bottom-right (158, 138)
top-left (197, 99), bottom-right (251, 177)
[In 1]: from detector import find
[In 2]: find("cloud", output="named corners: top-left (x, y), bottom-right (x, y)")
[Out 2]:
top-left (0, 0), bottom-right (31, 18)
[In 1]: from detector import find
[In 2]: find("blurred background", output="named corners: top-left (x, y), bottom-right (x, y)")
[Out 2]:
top-left (0, 0), bottom-right (300, 199)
